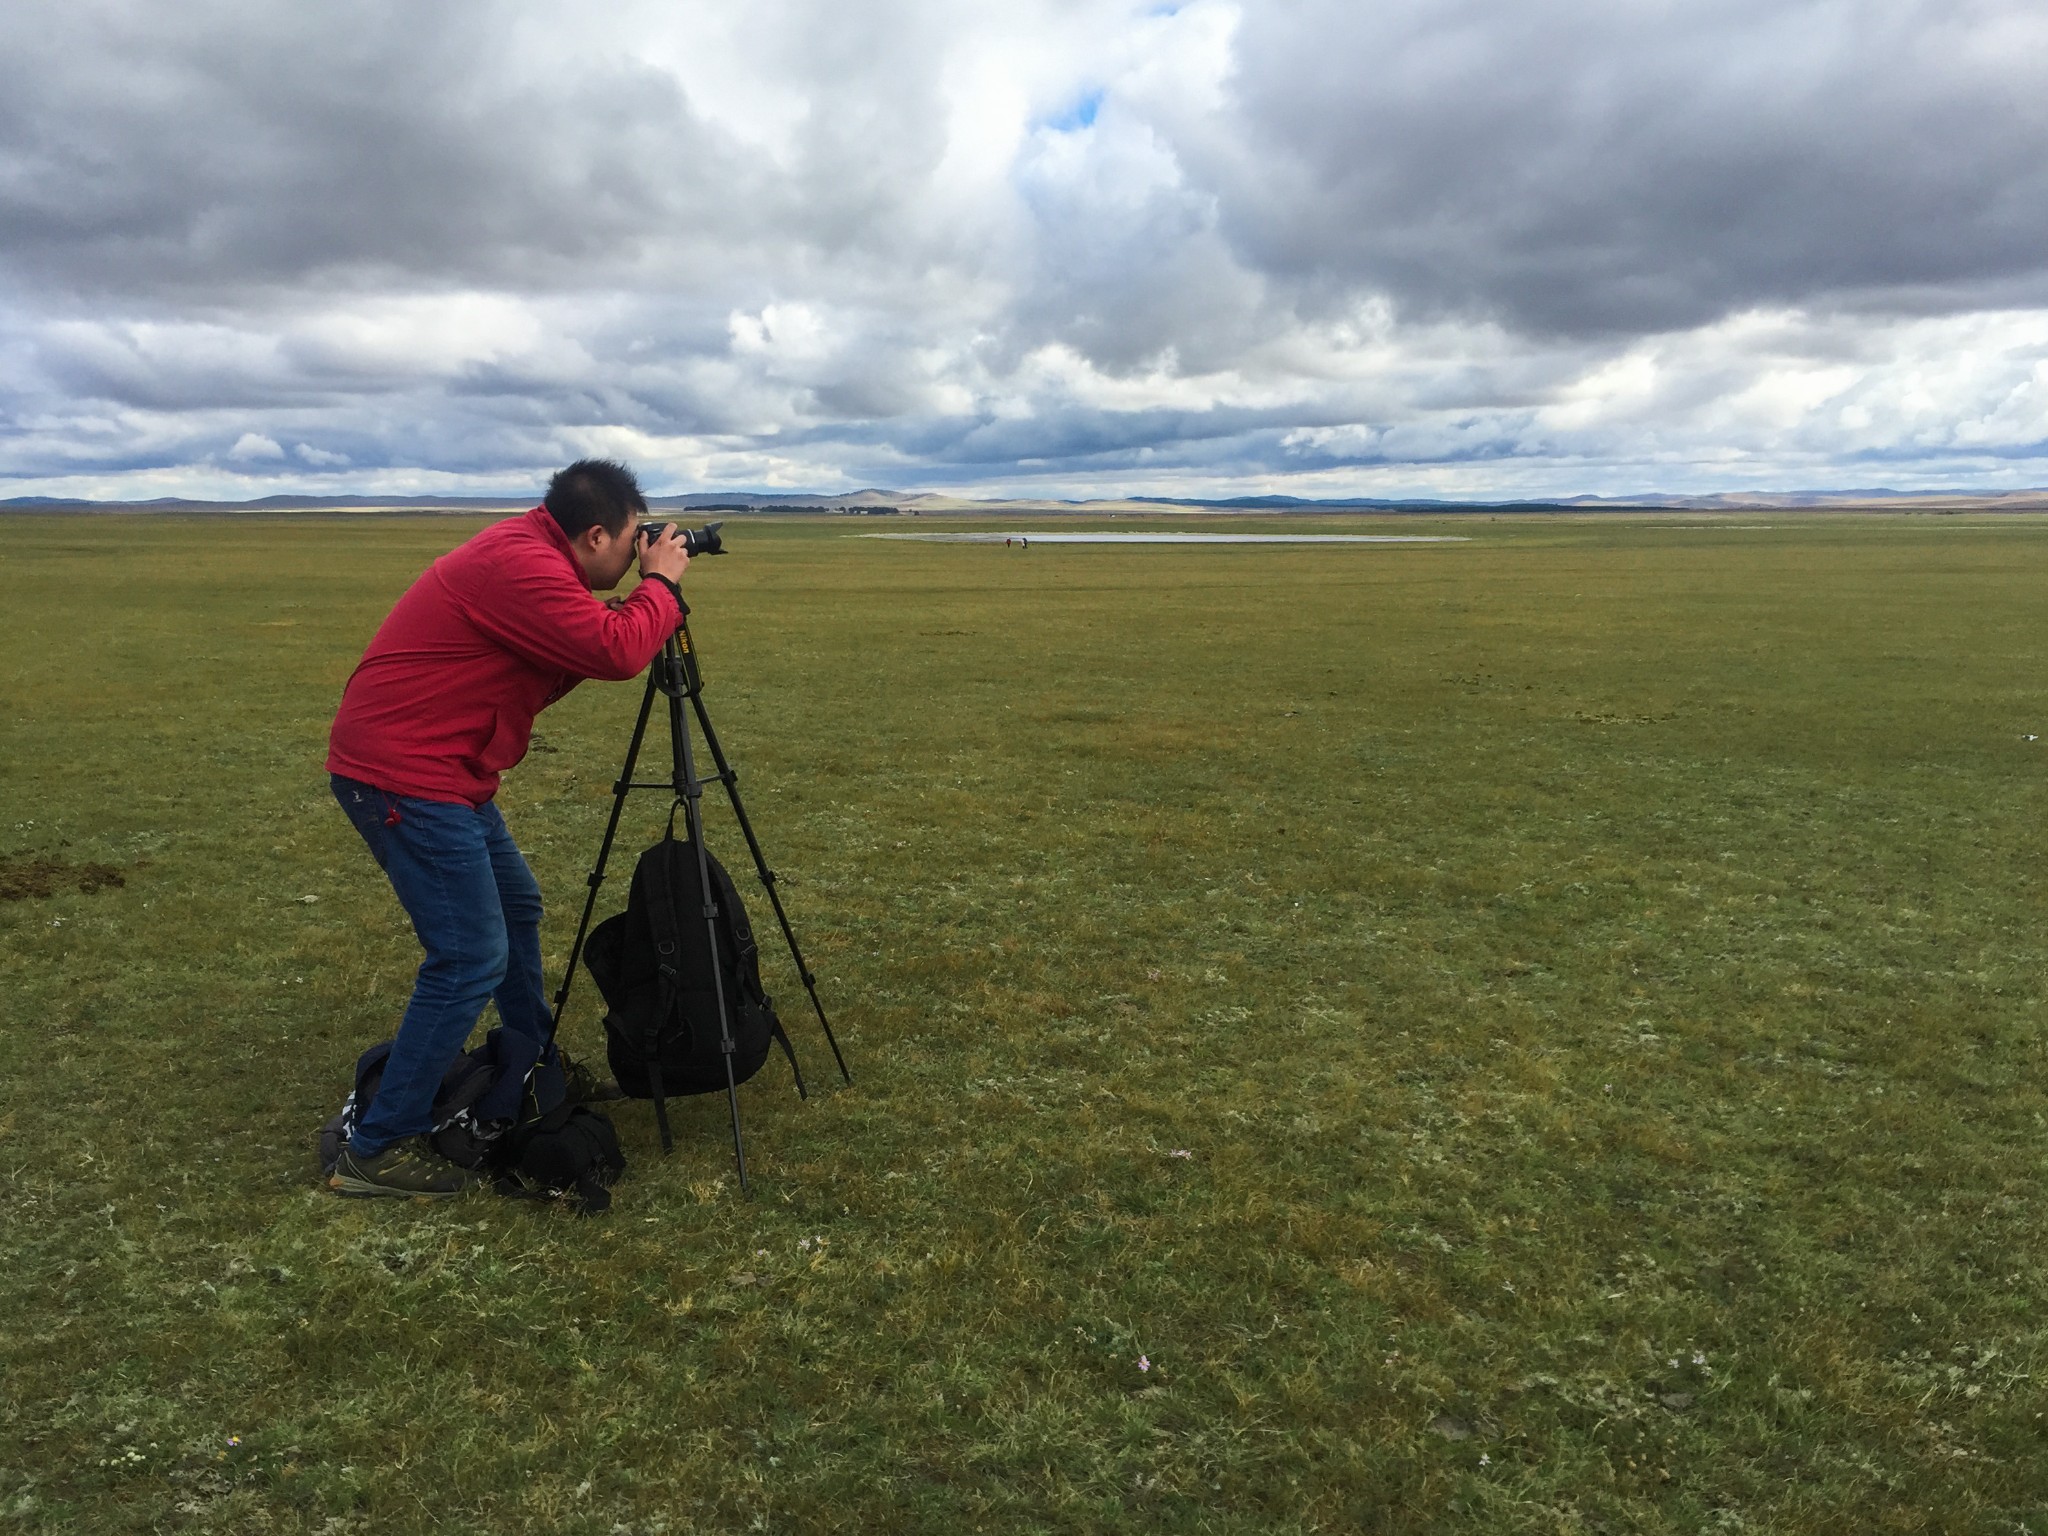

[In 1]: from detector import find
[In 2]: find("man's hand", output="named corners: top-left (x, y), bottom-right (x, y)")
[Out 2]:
top-left (638, 524), bottom-right (690, 585)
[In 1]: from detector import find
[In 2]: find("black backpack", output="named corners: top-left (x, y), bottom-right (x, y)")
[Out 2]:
top-left (582, 825), bottom-right (803, 1125)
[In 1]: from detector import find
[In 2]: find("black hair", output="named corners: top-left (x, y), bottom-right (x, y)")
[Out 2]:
top-left (544, 458), bottom-right (646, 539)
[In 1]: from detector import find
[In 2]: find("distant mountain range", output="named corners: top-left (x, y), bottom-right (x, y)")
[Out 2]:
top-left (9, 487), bottom-right (2048, 514)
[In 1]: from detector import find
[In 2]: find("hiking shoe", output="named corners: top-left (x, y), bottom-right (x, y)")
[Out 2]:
top-left (328, 1136), bottom-right (484, 1199)
top-left (561, 1052), bottom-right (625, 1104)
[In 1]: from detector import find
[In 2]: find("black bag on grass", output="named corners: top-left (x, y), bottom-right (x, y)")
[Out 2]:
top-left (318, 1031), bottom-right (625, 1213)
top-left (317, 1029), bottom-right (532, 1174)
top-left (582, 829), bottom-right (800, 1102)
top-left (492, 1101), bottom-right (627, 1214)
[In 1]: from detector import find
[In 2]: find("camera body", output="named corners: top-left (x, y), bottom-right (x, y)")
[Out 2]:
top-left (639, 520), bottom-right (725, 557)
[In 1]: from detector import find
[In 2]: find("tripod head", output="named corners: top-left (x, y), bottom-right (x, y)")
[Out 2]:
top-left (652, 619), bottom-right (702, 701)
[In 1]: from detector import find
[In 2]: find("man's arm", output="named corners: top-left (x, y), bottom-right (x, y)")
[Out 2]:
top-left (465, 557), bottom-right (683, 681)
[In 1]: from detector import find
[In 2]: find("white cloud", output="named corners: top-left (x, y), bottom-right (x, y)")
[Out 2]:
top-left (727, 303), bottom-right (833, 370)
top-left (284, 294), bottom-right (556, 379)
top-left (227, 432), bottom-right (284, 461)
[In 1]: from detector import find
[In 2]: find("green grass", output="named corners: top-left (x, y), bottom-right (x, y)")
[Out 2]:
top-left (3, 510), bottom-right (2046, 1533)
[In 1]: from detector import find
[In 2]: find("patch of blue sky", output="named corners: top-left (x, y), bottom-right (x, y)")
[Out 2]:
top-left (1040, 88), bottom-right (1104, 133)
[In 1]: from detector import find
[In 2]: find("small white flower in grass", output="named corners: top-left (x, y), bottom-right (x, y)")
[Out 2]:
top-left (1692, 1351), bottom-right (1707, 1366)
top-left (1479, 1453), bottom-right (1490, 1467)
top-left (1170, 1149), bottom-right (1192, 1159)
top-left (1137, 1355), bottom-right (1151, 1372)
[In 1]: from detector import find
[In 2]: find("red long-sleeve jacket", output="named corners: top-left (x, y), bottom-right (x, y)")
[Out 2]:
top-left (327, 507), bottom-right (681, 805)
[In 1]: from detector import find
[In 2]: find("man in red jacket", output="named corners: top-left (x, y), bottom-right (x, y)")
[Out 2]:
top-left (326, 459), bottom-right (691, 1197)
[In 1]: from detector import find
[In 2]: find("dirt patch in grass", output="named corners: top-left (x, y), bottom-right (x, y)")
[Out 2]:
top-left (0, 853), bottom-right (127, 901)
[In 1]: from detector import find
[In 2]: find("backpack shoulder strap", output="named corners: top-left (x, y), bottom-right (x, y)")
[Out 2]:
top-left (708, 853), bottom-right (765, 1002)
top-left (635, 805), bottom-right (692, 1150)
top-left (643, 804), bottom-right (689, 978)
top-left (768, 1014), bottom-right (807, 1098)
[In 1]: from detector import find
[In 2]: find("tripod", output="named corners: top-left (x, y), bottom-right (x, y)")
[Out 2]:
top-left (549, 613), bottom-right (850, 1193)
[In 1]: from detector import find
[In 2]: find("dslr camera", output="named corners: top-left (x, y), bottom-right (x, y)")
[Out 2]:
top-left (639, 520), bottom-right (726, 557)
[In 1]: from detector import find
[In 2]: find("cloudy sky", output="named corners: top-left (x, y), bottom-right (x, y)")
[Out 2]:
top-left (5, 0), bottom-right (2047, 500)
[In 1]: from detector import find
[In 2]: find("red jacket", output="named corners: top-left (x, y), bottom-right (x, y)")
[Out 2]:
top-left (327, 507), bottom-right (681, 805)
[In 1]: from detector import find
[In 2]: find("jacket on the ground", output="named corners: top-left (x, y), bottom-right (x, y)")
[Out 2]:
top-left (327, 506), bottom-right (681, 804)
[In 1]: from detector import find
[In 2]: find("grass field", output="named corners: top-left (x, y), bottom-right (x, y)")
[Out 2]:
top-left (3, 510), bottom-right (2047, 1533)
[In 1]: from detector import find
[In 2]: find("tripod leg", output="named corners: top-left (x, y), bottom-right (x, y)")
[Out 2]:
top-left (688, 689), bottom-right (853, 1084)
top-left (667, 675), bottom-right (751, 1194)
top-left (550, 667), bottom-right (662, 1035)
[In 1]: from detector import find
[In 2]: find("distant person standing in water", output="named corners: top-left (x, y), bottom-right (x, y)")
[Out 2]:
top-left (323, 459), bottom-right (689, 1197)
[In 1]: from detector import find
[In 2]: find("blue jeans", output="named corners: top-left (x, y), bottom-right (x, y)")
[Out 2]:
top-left (331, 775), bottom-right (555, 1155)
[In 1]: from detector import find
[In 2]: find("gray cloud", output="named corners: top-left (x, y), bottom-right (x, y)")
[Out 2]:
top-left (1197, 0), bottom-right (2048, 336)
top-left (0, 2), bottom-right (767, 300)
